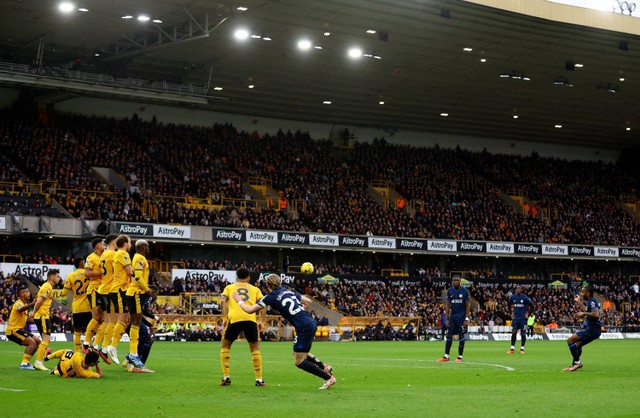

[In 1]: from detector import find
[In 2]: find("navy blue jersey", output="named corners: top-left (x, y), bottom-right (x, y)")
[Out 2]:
top-left (258, 287), bottom-right (315, 331)
top-left (584, 297), bottom-right (602, 328)
top-left (509, 293), bottom-right (533, 320)
top-left (446, 286), bottom-right (469, 319)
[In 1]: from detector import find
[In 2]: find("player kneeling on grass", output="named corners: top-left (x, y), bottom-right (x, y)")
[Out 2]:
top-left (45, 349), bottom-right (103, 378)
top-left (232, 274), bottom-right (336, 390)
top-left (563, 285), bottom-right (602, 372)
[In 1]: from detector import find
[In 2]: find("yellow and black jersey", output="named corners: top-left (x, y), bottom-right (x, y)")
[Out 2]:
top-left (222, 282), bottom-right (263, 324)
top-left (127, 253), bottom-right (149, 295)
top-left (98, 249), bottom-right (115, 294)
top-left (57, 350), bottom-right (101, 378)
top-left (5, 299), bottom-right (28, 335)
top-left (111, 249), bottom-right (131, 292)
top-left (85, 252), bottom-right (102, 294)
top-left (63, 269), bottom-right (91, 313)
top-left (34, 282), bottom-right (53, 319)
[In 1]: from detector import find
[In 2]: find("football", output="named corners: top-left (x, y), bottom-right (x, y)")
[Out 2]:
top-left (300, 262), bottom-right (314, 275)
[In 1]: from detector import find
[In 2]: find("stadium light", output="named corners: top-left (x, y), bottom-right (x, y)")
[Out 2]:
top-left (59, 2), bottom-right (75, 13)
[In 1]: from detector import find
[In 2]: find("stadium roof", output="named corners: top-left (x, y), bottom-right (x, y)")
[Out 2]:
top-left (2, 0), bottom-right (640, 150)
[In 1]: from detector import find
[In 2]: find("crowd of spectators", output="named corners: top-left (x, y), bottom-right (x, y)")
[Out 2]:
top-left (3, 109), bottom-right (640, 247)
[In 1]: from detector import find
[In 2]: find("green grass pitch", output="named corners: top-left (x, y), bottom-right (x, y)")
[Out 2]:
top-left (1, 339), bottom-right (639, 417)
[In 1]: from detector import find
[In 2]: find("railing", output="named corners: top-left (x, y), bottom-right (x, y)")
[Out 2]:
top-left (0, 61), bottom-right (211, 97)
top-left (0, 254), bottom-right (22, 263)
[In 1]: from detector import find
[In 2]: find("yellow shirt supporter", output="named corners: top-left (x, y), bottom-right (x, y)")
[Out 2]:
top-left (222, 281), bottom-right (263, 324)
top-left (127, 253), bottom-right (149, 295)
top-left (98, 249), bottom-right (115, 294)
top-left (85, 252), bottom-right (102, 294)
top-left (58, 350), bottom-right (101, 378)
top-left (62, 269), bottom-right (91, 313)
top-left (111, 249), bottom-right (131, 292)
top-left (6, 299), bottom-right (29, 335)
top-left (34, 282), bottom-right (53, 319)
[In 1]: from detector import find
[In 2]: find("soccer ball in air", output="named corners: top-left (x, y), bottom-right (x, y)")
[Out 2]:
top-left (301, 262), bottom-right (314, 275)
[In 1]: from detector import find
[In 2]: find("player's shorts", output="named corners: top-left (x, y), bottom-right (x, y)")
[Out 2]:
top-left (576, 326), bottom-right (601, 346)
top-left (96, 292), bottom-right (110, 313)
top-left (293, 321), bottom-right (316, 353)
top-left (512, 319), bottom-right (526, 332)
top-left (6, 329), bottom-right (34, 345)
top-left (87, 290), bottom-right (102, 310)
top-left (223, 320), bottom-right (259, 343)
top-left (125, 293), bottom-right (148, 315)
top-left (35, 316), bottom-right (52, 335)
top-left (447, 317), bottom-right (466, 336)
top-left (109, 290), bottom-right (126, 314)
top-left (72, 312), bottom-right (92, 331)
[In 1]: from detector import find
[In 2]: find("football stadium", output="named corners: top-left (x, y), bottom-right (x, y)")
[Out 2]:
top-left (1, 1), bottom-right (640, 416)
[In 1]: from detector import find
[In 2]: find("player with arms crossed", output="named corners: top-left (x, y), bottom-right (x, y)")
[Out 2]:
top-left (438, 275), bottom-right (470, 363)
top-left (507, 285), bottom-right (534, 354)
top-left (219, 267), bottom-right (266, 387)
top-left (106, 234), bottom-right (132, 364)
top-left (5, 286), bottom-right (40, 370)
top-left (233, 274), bottom-right (336, 390)
top-left (563, 285), bottom-right (602, 372)
top-left (94, 234), bottom-right (118, 363)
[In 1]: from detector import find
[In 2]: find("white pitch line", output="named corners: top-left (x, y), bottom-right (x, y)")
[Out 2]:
top-left (0, 388), bottom-right (26, 392)
top-left (461, 361), bottom-right (515, 371)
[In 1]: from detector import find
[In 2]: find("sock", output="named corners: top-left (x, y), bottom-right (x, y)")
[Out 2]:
top-left (458, 336), bottom-right (466, 357)
top-left (510, 345), bottom-right (515, 350)
top-left (74, 331), bottom-right (82, 352)
top-left (445, 338), bottom-right (453, 356)
top-left (220, 348), bottom-right (230, 377)
top-left (85, 319), bottom-right (99, 347)
top-left (102, 322), bottom-right (115, 349)
top-left (129, 325), bottom-right (139, 355)
top-left (297, 359), bottom-right (331, 380)
top-left (568, 343), bottom-right (580, 363)
top-left (139, 342), bottom-right (152, 364)
top-left (252, 351), bottom-right (263, 380)
top-left (22, 353), bottom-right (32, 364)
top-left (576, 347), bottom-right (582, 360)
top-left (521, 334), bottom-right (527, 349)
top-left (306, 354), bottom-right (325, 370)
top-left (49, 349), bottom-right (66, 360)
top-left (94, 322), bottom-right (107, 349)
top-left (36, 340), bottom-right (49, 362)
top-left (111, 321), bottom-right (127, 348)
top-left (510, 333), bottom-right (517, 347)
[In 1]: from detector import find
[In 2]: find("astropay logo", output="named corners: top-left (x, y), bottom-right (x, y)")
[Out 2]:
top-left (542, 244), bottom-right (568, 256)
top-left (594, 246), bottom-right (619, 257)
top-left (486, 242), bottom-right (515, 254)
top-left (213, 229), bottom-right (244, 241)
top-left (153, 224), bottom-right (191, 239)
top-left (310, 234), bottom-right (339, 246)
top-left (247, 230), bottom-right (278, 244)
top-left (368, 237), bottom-right (396, 249)
top-left (340, 236), bottom-right (367, 247)
top-left (427, 240), bottom-right (456, 252)
top-left (397, 239), bottom-right (426, 250)
top-left (279, 232), bottom-right (308, 245)
top-left (117, 223), bottom-right (151, 235)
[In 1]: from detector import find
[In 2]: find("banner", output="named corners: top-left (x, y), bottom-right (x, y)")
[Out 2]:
top-left (153, 224), bottom-right (191, 239)
top-left (278, 232), bottom-right (308, 245)
top-left (594, 246), bottom-right (619, 257)
top-left (0, 216), bottom-right (6, 230)
top-left (309, 233), bottom-right (339, 247)
top-left (427, 240), bottom-right (456, 252)
top-left (457, 241), bottom-right (485, 253)
top-left (339, 236), bottom-right (367, 247)
top-left (171, 269), bottom-right (237, 283)
top-left (368, 237), bottom-right (396, 249)
top-left (114, 222), bottom-right (153, 236)
top-left (569, 245), bottom-right (593, 256)
top-left (212, 228), bottom-right (245, 241)
top-left (246, 230), bottom-right (278, 244)
top-left (0, 262), bottom-right (74, 280)
top-left (486, 242), bottom-right (515, 254)
top-left (396, 238), bottom-right (427, 251)
top-left (541, 244), bottom-right (568, 256)
top-left (515, 244), bottom-right (542, 255)
top-left (619, 248), bottom-right (640, 258)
